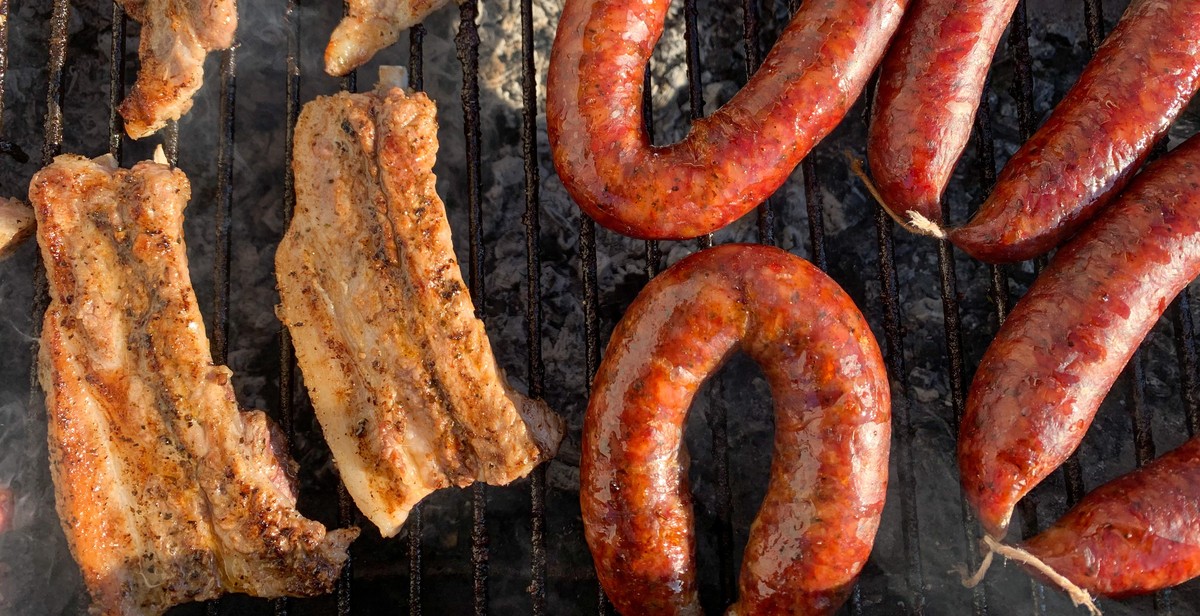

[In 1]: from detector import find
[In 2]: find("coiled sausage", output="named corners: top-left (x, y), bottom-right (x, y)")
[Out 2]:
top-left (547, 0), bottom-right (907, 240)
top-left (959, 134), bottom-right (1200, 538)
top-left (581, 244), bottom-right (890, 614)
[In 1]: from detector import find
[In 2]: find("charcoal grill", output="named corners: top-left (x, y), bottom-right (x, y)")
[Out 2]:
top-left (1, 0), bottom-right (1199, 614)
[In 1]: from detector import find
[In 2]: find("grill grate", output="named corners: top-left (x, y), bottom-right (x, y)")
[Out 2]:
top-left (11, 0), bottom-right (1200, 614)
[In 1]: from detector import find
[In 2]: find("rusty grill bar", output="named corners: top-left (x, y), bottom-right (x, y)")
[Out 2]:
top-left (14, 0), bottom-right (1200, 614)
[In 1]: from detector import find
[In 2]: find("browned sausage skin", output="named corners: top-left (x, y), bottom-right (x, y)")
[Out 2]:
top-left (581, 244), bottom-right (890, 614)
top-left (1022, 436), bottom-right (1200, 597)
top-left (547, 0), bottom-right (907, 240)
top-left (959, 134), bottom-right (1200, 539)
top-left (949, 0), bottom-right (1200, 263)
top-left (867, 0), bottom-right (1020, 224)
top-left (871, 0), bottom-right (1200, 263)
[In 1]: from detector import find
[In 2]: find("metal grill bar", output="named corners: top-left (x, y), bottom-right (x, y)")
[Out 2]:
top-left (0, 0), bottom-right (6, 134)
top-left (641, 74), bottom-right (662, 278)
top-left (1173, 290), bottom-right (1200, 436)
top-left (163, 122), bottom-right (180, 167)
top-left (681, 0), bottom-right (715, 253)
top-left (107, 2), bottom-right (126, 158)
top-left (454, 2), bottom-right (491, 612)
top-left (999, 5), bottom-right (1054, 613)
top-left (34, 0), bottom-right (70, 608)
top-left (741, 0), bottom-right (775, 244)
top-left (336, 6), bottom-right (358, 611)
top-left (1082, 0), bottom-right (1105, 55)
top-left (280, 0), bottom-right (301, 475)
top-left (676, 0), bottom-right (737, 609)
top-left (0, 0), bottom-right (23, 165)
top-left (856, 60), bottom-right (929, 614)
top-left (409, 25), bottom-right (425, 91)
top-left (200, 31), bottom-right (239, 616)
top-left (275, 3), bottom-right (302, 616)
top-left (40, 0), bottom-right (68, 168)
top-left (406, 25), bottom-right (426, 616)
top-left (935, 236), bottom-right (989, 616)
top-left (1008, 1), bottom-right (1034, 144)
top-left (974, 69), bottom-right (1051, 614)
top-left (519, 0), bottom-right (550, 608)
top-left (578, 213), bottom-right (605, 614)
top-left (873, 204), bottom-right (926, 615)
top-left (212, 47), bottom-right (237, 367)
top-left (408, 499), bottom-right (423, 616)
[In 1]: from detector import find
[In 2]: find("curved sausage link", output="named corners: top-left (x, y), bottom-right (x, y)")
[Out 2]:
top-left (581, 244), bottom-right (890, 615)
top-left (547, 0), bottom-right (907, 240)
top-left (867, 0), bottom-right (1020, 224)
top-left (1022, 436), bottom-right (1200, 597)
top-left (949, 0), bottom-right (1200, 263)
top-left (959, 134), bottom-right (1200, 539)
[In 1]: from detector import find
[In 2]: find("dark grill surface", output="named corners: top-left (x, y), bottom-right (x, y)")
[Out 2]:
top-left (1, 0), bottom-right (1200, 614)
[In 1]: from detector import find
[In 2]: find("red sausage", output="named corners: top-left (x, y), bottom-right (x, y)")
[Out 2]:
top-left (867, 0), bottom-right (1020, 224)
top-left (1022, 436), bottom-right (1200, 597)
top-left (581, 244), bottom-right (890, 615)
top-left (547, 0), bottom-right (906, 240)
top-left (959, 134), bottom-right (1200, 539)
top-left (946, 0), bottom-right (1200, 263)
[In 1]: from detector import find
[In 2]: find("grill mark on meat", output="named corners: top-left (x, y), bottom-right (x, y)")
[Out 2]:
top-left (277, 85), bottom-right (564, 537)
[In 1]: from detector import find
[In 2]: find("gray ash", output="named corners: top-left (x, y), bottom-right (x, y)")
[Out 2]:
top-left (1, 0), bottom-right (1198, 614)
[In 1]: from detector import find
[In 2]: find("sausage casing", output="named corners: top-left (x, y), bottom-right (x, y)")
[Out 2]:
top-left (1023, 436), bottom-right (1200, 597)
top-left (547, 0), bottom-right (906, 240)
top-left (959, 134), bottom-right (1200, 538)
top-left (868, 0), bottom-right (1020, 224)
top-left (581, 244), bottom-right (890, 614)
top-left (951, 0), bottom-right (1200, 263)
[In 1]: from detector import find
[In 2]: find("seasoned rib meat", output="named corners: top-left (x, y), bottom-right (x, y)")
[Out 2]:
top-left (277, 81), bottom-right (564, 537)
top-left (30, 153), bottom-right (357, 616)
top-left (0, 197), bottom-right (33, 259)
top-left (117, 0), bottom-right (236, 138)
top-left (325, 0), bottom-right (446, 76)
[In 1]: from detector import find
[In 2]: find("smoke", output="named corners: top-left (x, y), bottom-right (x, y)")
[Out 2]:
top-left (0, 0), bottom-right (1198, 614)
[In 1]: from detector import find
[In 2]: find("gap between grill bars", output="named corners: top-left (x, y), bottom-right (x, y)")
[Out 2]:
top-left (17, 0), bottom-right (1200, 614)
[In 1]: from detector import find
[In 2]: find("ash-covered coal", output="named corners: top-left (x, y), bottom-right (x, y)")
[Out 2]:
top-left (2, 0), bottom-right (1199, 614)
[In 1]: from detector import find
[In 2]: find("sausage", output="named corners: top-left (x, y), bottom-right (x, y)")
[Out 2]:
top-left (580, 244), bottom-right (890, 615)
top-left (546, 0), bottom-right (907, 240)
top-left (959, 133), bottom-right (1200, 539)
top-left (946, 0), bottom-right (1200, 263)
top-left (1021, 436), bottom-right (1200, 597)
top-left (867, 0), bottom-right (1021, 225)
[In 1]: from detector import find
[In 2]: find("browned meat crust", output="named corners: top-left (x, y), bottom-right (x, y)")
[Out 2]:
top-left (277, 83), bottom-right (563, 537)
top-left (117, 0), bottom-right (236, 139)
top-left (324, 0), bottom-right (444, 77)
top-left (30, 153), bottom-right (357, 616)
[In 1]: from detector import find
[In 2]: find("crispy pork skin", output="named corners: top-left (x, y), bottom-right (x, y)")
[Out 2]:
top-left (30, 153), bottom-right (357, 616)
top-left (277, 84), bottom-right (563, 537)
top-left (117, 0), bottom-right (236, 138)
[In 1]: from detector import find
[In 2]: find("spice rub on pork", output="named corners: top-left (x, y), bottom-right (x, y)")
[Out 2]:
top-left (277, 82), bottom-right (563, 537)
top-left (31, 152), bottom-right (357, 616)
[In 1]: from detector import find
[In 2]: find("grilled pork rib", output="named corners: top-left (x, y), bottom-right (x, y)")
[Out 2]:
top-left (118, 0), bottom-right (236, 138)
top-left (325, 0), bottom-right (446, 76)
top-left (277, 83), bottom-right (563, 537)
top-left (30, 153), bottom-right (357, 616)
